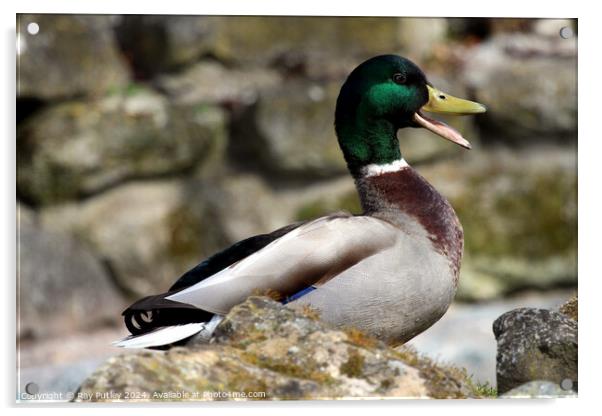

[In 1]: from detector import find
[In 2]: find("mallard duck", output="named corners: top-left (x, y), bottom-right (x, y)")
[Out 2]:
top-left (115, 54), bottom-right (485, 349)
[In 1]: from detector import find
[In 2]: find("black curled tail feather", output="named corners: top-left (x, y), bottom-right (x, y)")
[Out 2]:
top-left (122, 292), bottom-right (214, 336)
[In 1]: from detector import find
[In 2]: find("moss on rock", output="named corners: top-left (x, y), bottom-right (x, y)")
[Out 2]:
top-left (77, 297), bottom-right (484, 401)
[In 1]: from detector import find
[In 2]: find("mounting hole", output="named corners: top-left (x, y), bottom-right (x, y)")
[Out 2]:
top-left (559, 26), bottom-right (573, 39)
top-left (560, 378), bottom-right (574, 391)
top-left (27, 22), bottom-right (40, 35)
top-left (25, 382), bottom-right (39, 395)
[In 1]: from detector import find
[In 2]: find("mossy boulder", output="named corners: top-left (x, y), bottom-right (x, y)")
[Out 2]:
top-left (17, 14), bottom-right (130, 99)
top-left (493, 307), bottom-right (577, 395)
top-left (76, 297), bottom-right (483, 401)
top-left (17, 87), bottom-right (227, 205)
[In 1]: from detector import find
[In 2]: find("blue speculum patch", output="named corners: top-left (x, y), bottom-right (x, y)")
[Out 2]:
top-left (283, 286), bottom-right (317, 304)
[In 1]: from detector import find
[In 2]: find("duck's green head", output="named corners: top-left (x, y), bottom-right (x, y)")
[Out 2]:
top-left (335, 54), bottom-right (486, 176)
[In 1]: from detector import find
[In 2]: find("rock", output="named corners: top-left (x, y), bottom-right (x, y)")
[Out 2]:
top-left (493, 307), bottom-right (577, 394)
top-left (397, 18), bottom-right (448, 61)
top-left (208, 16), bottom-right (403, 67)
top-left (115, 16), bottom-right (217, 78)
top-left (559, 296), bottom-right (577, 321)
top-left (206, 174), bottom-right (289, 243)
top-left (499, 380), bottom-right (576, 398)
top-left (17, 204), bottom-right (124, 340)
top-left (229, 79), bottom-right (347, 177)
top-left (419, 147), bottom-right (577, 301)
top-left (156, 61), bottom-right (281, 105)
top-left (76, 297), bottom-right (482, 401)
top-left (464, 33), bottom-right (577, 143)
top-left (39, 180), bottom-right (230, 297)
top-left (17, 14), bottom-right (129, 99)
top-left (17, 87), bottom-right (227, 204)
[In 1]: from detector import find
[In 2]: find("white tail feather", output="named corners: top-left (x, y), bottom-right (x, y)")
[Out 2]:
top-left (113, 315), bottom-right (224, 349)
top-left (112, 323), bottom-right (206, 349)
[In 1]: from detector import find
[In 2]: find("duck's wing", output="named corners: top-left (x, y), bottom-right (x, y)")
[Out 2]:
top-left (165, 213), bottom-right (398, 314)
top-left (121, 221), bottom-right (306, 319)
top-left (168, 221), bottom-right (306, 292)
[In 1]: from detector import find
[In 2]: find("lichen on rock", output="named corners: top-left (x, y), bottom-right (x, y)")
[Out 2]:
top-left (493, 307), bottom-right (577, 395)
top-left (559, 296), bottom-right (577, 322)
top-left (76, 297), bottom-right (482, 401)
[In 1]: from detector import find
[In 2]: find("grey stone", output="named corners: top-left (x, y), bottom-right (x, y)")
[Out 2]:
top-left (17, 204), bottom-right (124, 340)
top-left (17, 87), bottom-right (227, 204)
top-left (17, 14), bottom-right (130, 99)
top-left (229, 79), bottom-right (348, 177)
top-left (156, 61), bottom-right (281, 105)
top-left (115, 16), bottom-right (217, 77)
top-left (493, 307), bottom-right (577, 394)
top-left (39, 180), bottom-right (231, 298)
top-left (464, 33), bottom-right (577, 143)
top-left (205, 174), bottom-right (288, 243)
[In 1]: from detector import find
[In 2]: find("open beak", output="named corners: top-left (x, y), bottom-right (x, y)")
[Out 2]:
top-left (413, 85), bottom-right (486, 149)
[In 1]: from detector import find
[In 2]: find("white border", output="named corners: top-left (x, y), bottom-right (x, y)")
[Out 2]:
top-left (2, 1), bottom-right (599, 416)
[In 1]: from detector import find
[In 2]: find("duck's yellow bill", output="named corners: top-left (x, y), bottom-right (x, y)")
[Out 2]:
top-left (422, 85), bottom-right (486, 115)
top-left (413, 85), bottom-right (486, 150)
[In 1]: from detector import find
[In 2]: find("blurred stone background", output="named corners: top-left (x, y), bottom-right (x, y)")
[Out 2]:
top-left (16, 15), bottom-right (577, 397)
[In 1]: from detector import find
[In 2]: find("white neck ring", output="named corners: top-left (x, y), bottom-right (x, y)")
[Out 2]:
top-left (361, 159), bottom-right (410, 177)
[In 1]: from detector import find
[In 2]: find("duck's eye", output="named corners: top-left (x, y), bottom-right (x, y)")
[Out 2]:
top-left (393, 73), bottom-right (406, 85)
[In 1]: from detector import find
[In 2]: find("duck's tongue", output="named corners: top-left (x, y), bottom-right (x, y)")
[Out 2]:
top-left (413, 111), bottom-right (472, 150)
